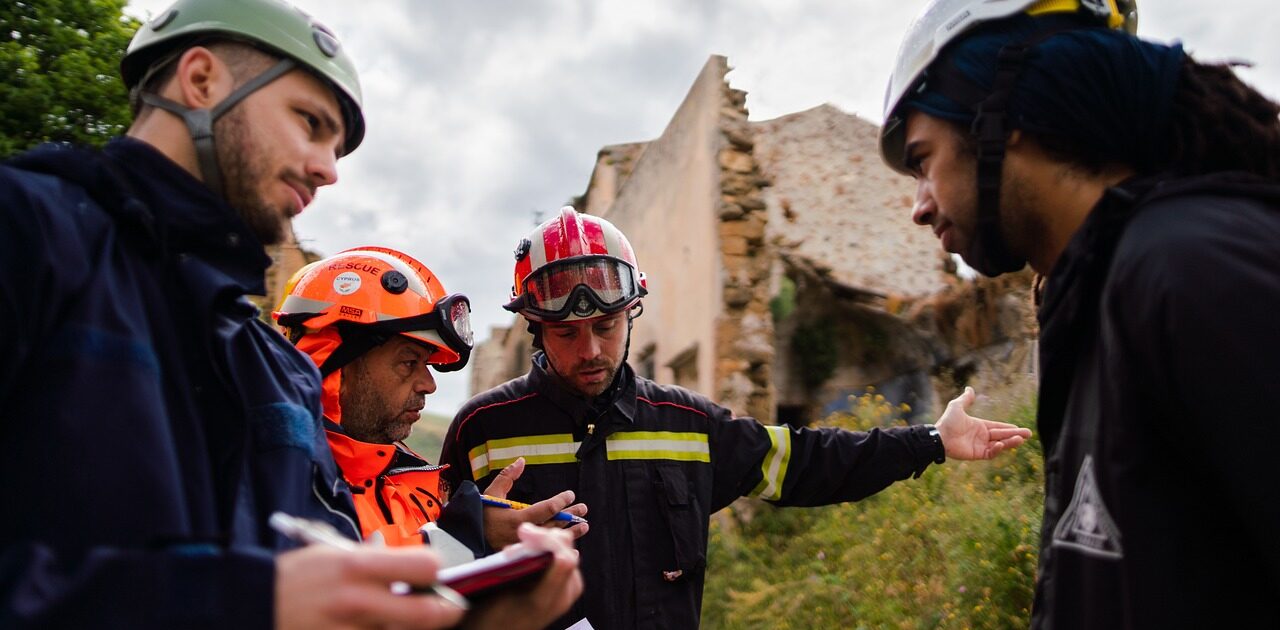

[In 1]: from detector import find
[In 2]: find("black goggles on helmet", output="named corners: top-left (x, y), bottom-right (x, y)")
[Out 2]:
top-left (506, 256), bottom-right (646, 321)
top-left (281, 294), bottom-right (474, 375)
top-left (374, 294), bottom-right (474, 372)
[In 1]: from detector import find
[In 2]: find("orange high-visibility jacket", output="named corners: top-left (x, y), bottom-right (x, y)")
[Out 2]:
top-left (326, 428), bottom-right (444, 545)
top-left (299, 327), bottom-right (447, 545)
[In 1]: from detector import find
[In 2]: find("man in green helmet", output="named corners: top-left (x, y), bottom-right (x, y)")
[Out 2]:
top-left (0, 1), bottom-right (580, 628)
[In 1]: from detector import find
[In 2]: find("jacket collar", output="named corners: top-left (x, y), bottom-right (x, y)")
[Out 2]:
top-left (1040, 170), bottom-right (1280, 328)
top-left (103, 137), bottom-right (273, 293)
top-left (325, 423), bottom-right (442, 483)
top-left (528, 352), bottom-right (636, 426)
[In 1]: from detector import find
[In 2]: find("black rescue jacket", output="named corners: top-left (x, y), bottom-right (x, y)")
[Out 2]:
top-left (441, 354), bottom-right (944, 629)
top-left (1031, 173), bottom-right (1280, 628)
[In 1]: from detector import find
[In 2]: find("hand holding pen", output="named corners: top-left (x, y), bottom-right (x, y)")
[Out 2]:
top-left (481, 457), bottom-right (590, 549)
top-left (270, 512), bottom-right (471, 619)
top-left (481, 495), bottom-right (588, 526)
top-left (271, 514), bottom-right (583, 630)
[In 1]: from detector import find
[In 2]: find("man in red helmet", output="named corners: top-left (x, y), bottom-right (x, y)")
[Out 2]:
top-left (441, 207), bottom-right (1033, 629)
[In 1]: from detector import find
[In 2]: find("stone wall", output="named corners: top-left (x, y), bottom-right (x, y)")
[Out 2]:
top-left (250, 229), bottom-right (320, 318)
top-left (469, 323), bottom-right (535, 395)
top-left (590, 56), bottom-right (729, 399)
top-left (714, 79), bottom-right (775, 420)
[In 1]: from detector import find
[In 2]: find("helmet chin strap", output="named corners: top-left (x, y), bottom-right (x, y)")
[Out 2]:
top-left (966, 42), bottom-right (1031, 277)
top-left (139, 57), bottom-right (296, 197)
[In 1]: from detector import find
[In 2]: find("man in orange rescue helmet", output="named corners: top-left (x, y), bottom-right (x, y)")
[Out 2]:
top-left (275, 246), bottom-right (587, 551)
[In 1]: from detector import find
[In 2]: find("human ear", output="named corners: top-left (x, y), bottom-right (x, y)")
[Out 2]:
top-left (172, 46), bottom-right (234, 109)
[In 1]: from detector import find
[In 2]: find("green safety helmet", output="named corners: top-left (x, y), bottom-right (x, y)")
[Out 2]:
top-left (122, 0), bottom-right (365, 195)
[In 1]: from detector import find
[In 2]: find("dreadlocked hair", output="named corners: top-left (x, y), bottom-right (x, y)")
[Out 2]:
top-left (1166, 56), bottom-right (1280, 179)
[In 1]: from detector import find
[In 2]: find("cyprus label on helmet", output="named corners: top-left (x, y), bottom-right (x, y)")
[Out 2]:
top-left (273, 247), bottom-right (473, 372)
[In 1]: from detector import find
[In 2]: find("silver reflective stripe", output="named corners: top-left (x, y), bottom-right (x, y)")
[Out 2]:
top-left (278, 294), bottom-right (335, 314)
top-left (468, 434), bottom-right (579, 478)
top-left (605, 431), bottom-right (710, 462)
top-left (749, 425), bottom-right (791, 501)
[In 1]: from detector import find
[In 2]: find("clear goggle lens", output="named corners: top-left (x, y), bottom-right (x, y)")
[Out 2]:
top-left (449, 298), bottom-right (473, 347)
top-left (522, 258), bottom-right (638, 313)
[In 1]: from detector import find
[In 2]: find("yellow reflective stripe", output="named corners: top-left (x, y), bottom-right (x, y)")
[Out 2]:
top-left (1027, 0), bottom-right (1123, 28)
top-left (468, 434), bottom-right (579, 478)
top-left (468, 443), bottom-right (491, 478)
top-left (749, 425), bottom-right (791, 500)
top-left (605, 431), bottom-right (710, 462)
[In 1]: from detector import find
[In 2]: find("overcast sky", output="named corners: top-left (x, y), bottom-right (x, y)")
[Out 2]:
top-left (125, 0), bottom-right (1279, 416)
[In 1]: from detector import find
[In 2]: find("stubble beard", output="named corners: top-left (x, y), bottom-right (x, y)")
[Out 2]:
top-left (340, 367), bottom-right (418, 444)
top-left (215, 107), bottom-right (288, 246)
top-left (996, 172), bottom-right (1043, 266)
top-left (554, 358), bottom-right (618, 399)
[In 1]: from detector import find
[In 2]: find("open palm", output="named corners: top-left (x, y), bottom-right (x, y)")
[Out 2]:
top-left (935, 387), bottom-right (1033, 461)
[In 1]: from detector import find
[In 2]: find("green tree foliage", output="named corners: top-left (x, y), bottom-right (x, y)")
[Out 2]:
top-left (702, 392), bottom-right (1043, 629)
top-left (0, 0), bottom-right (140, 157)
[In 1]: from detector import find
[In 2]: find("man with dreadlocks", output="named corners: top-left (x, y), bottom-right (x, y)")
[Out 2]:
top-left (440, 207), bottom-right (1033, 629)
top-left (881, 0), bottom-right (1280, 626)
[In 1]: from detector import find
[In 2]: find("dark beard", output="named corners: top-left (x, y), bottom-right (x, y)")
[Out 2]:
top-left (339, 361), bottom-right (419, 444)
top-left (214, 107), bottom-right (287, 245)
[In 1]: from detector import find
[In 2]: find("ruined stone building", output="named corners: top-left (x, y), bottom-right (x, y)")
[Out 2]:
top-left (471, 55), bottom-right (1036, 425)
top-left (249, 231), bottom-right (321, 318)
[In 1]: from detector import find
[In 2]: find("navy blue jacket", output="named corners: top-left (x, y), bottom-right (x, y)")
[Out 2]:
top-left (0, 139), bottom-right (359, 628)
top-left (1031, 173), bottom-right (1280, 628)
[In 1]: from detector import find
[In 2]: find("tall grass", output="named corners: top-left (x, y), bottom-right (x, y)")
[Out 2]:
top-left (702, 391), bottom-right (1042, 629)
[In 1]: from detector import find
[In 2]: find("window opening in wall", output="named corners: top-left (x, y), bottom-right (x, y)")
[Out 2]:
top-left (667, 344), bottom-right (699, 391)
top-left (635, 343), bottom-right (657, 381)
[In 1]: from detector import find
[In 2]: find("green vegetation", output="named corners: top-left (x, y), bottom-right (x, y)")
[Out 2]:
top-left (769, 276), bottom-right (797, 322)
top-left (402, 410), bottom-right (453, 463)
top-left (702, 391), bottom-right (1043, 629)
top-left (0, 0), bottom-right (140, 156)
top-left (791, 321), bottom-right (839, 389)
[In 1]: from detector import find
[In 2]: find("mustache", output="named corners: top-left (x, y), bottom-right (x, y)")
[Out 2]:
top-left (402, 396), bottom-right (426, 413)
top-left (576, 360), bottom-right (613, 374)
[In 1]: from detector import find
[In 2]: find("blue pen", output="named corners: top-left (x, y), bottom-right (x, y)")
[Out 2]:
top-left (481, 494), bottom-right (588, 526)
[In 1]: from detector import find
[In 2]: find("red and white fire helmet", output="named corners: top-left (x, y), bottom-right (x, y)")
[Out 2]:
top-left (505, 206), bottom-right (647, 322)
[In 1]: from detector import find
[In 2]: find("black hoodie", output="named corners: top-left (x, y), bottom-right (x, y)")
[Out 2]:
top-left (1031, 172), bottom-right (1280, 628)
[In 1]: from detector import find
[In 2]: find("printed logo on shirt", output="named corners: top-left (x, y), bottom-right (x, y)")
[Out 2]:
top-left (1051, 454), bottom-right (1123, 560)
top-left (333, 271), bottom-right (362, 295)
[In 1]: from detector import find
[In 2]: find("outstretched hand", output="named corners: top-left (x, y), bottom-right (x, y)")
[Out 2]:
top-left (482, 457), bottom-right (589, 549)
top-left (935, 387), bottom-right (1033, 461)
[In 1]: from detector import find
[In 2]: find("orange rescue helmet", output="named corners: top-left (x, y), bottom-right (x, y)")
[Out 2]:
top-left (274, 246), bottom-right (473, 373)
